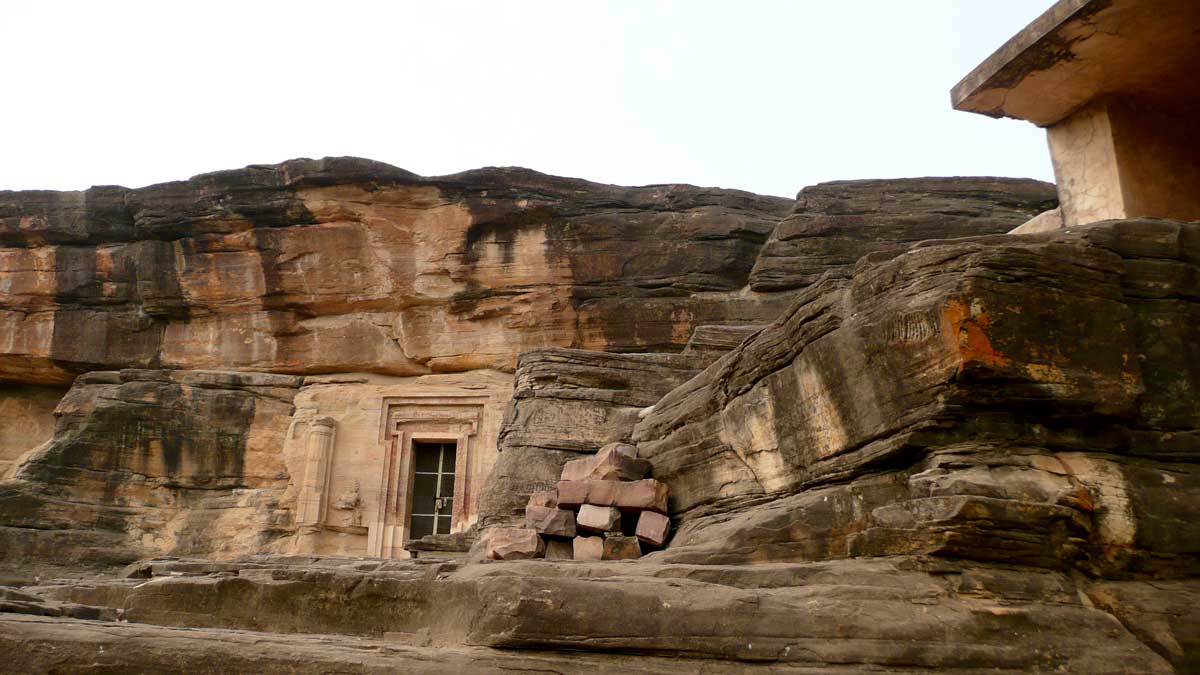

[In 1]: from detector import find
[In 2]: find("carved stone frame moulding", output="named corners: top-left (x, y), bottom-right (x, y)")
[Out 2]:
top-left (367, 395), bottom-right (487, 558)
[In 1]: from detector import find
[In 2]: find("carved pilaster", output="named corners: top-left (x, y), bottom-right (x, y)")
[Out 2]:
top-left (296, 416), bottom-right (336, 528)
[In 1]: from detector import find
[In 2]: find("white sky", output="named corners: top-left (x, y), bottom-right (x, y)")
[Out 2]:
top-left (0, 1), bottom-right (1054, 197)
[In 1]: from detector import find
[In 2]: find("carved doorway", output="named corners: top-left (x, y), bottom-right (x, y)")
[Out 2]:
top-left (408, 440), bottom-right (456, 539)
top-left (368, 395), bottom-right (486, 558)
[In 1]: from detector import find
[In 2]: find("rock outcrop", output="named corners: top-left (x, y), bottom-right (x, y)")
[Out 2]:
top-left (0, 369), bottom-right (301, 576)
top-left (749, 177), bottom-right (1058, 291)
top-left (635, 219), bottom-right (1200, 581)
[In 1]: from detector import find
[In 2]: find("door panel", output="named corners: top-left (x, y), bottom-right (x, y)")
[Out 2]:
top-left (409, 441), bottom-right (457, 539)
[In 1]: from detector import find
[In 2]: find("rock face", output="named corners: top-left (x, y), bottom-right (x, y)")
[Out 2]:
top-left (0, 383), bottom-right (62, 478)
top-left (0, 157), bottom-right (799, 386)
top-left (0, 369), bottom-right (301, 574)
top-left (0, 162), bottom-right (1055, 560)
top-left (749, 177), bottom-right (1058, 291)
top-left (635, 220), bottom-right (1200, 581)
top-left (20, 160), bottom-right (1199, 672)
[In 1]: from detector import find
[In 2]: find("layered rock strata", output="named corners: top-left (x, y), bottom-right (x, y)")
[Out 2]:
top-left (634, 219), bottom-right (1200, 582)
top-left (0, 157), bottom-right (800, 386)
top-left (0, 369), bottom-right (301, 575)
top-left (749, 177), bottom-right (1058, 291)
top-left (0, 162), bottom-right (1055, 565)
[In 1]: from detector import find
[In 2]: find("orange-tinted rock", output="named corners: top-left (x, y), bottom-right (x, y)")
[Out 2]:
top-left (0, 158), bottom-right (800, 385)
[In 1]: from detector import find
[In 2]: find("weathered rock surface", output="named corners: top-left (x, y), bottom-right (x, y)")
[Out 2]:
top-left (0, 383), bottom-right (62, 478)
top-left (0, 369), bottom-right (301, 576)
top-left (682, 323), bottom-right (766, 364)
top-left (636, 219), bottom-right (1200, 580)
top-left (636, 510), bottom-right (671, 547)
top-left (749, 177), bottom-right (1057, 291)
top-left (1010, 206), bottom-right (1065, 234)
top-left (7, 554), bottom-right (1184, 672)
top-left (0, 157), bottom-right (800, 386)
top-left (524, 504), bottom-right (576, 538)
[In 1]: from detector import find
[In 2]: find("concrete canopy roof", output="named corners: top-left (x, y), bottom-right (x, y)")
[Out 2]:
top-left (951, 0), bottom-right (1200, 127)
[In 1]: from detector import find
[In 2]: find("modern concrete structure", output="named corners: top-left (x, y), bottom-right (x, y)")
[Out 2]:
top-left (953, 0), bottom-right (1200, 227)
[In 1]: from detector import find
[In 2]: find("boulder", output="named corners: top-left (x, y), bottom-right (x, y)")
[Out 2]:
top-left (635, 219), bottom-right (1200, 577)
top-left (572, 536), bottom-right (604, 561)
top-left (749, 177), bottom-right (1057, 292)
top-left (475, 349), bottom-right (702, 529)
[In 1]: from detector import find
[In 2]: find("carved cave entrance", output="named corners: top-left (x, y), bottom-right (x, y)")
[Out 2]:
top-left (368, 396), bottom-right (485, 558)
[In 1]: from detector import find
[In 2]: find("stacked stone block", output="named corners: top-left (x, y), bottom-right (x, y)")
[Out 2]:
top-left (484, 442), bottom-right (671, 561)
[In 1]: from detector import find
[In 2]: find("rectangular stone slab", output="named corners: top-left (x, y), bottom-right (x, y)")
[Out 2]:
top-left (557, 479), bottom-right (668, 514)
top-left (524, 505), bottom-right (577, 539)
top-left (544, 538), bottom-right (574, 560)
top-left (635, 510), bottom-right (671, 547)
top-left (483, 528), bottom-right (545, 561)
top-left (572, 536), bottom-right (604, 561)
top-left (576, 504), bottom-right (622, 534)
top-left (602, 535), bottom-right (642, 560)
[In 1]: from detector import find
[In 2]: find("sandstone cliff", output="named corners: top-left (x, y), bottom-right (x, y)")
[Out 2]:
top-left (0, 159), bottom-right (1054, 563)
top-left (21, 160), bottom-right (1187, 673)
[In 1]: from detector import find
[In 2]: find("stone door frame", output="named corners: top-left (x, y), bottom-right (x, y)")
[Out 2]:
top-left (367, 395), bottom-right (486, 558)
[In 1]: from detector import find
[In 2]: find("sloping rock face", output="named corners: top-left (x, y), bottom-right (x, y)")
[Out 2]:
top-left (749, 177), bottom-right (1058, 291)
top-left (635, 219), bottom-right (1200, 582)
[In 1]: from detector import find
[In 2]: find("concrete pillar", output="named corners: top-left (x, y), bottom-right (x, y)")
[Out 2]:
top-left (1049, 97), bottom-right (1200, 227)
